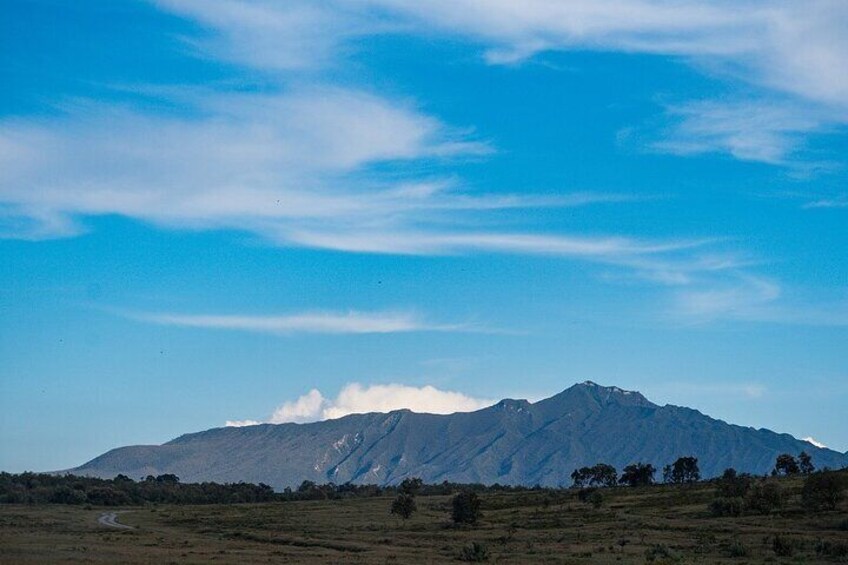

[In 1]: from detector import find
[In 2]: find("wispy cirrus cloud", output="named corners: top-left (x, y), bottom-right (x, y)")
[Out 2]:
top-left (803, 196), bottom-right (848, 209)
top-left (671, 275), bottom-right (848, 326)
top-left (0, 87), bottom-right (720, 285)
top-left (652, 100), bottom-right (831, 166)
top-left (132, 310), bottom-right (476, 335)
top-left (152, 0), bottom-right (848, 166)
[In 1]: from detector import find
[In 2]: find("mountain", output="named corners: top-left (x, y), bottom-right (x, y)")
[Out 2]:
top-left (70, 382), bottom-right (848, 489)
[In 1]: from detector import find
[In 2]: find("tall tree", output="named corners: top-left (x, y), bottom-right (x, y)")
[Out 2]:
top-left (772, 454), bottom-right (800, 476)
top-left (619, 463), bottom-right (656, 487)
top-left (664, 456), bottom-right (700, 484)
top-left (798, 451), bottom-right (815, 475)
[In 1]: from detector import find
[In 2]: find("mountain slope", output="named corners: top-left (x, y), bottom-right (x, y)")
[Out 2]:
top-left (70, 382), bottom-right (848, 489)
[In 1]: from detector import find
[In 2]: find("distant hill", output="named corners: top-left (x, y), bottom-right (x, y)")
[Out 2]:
top-left (70, 382), bottom-right (848, 489)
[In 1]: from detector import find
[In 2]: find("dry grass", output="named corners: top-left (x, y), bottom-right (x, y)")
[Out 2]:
top-left (2, 478), bottom-right (846, 563)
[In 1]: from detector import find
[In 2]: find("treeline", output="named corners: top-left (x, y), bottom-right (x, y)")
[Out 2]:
top-left (0, 472), bottom-right (275, 505)
top-left (284, 478), bottom-right (547, 501)
top-left (570, 450), bottom-right (825, 489)
top-left (2, 450), bottom-right (840, 506)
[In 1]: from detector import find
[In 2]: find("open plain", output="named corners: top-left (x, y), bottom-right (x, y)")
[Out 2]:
top-left (2, 476), bottom-right (846, 564)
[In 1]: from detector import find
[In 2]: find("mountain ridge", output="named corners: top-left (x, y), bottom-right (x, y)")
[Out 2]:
top-left (70, 382), bottom-right (848, 489)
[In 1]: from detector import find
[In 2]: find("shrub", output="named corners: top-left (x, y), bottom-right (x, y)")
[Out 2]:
top-left (726, 539), bottom-right (749, 558)
top-left (458, 541), bottom-right (489, 562)
top-left (577, 487), bottom-right (597, 503)
top-left (744, 481), bottom-right (784, 515)
top-left (717, 469), bottom-right (752, 498)
top-left (772, 534), bottom-right (796, 557)
top-left (801, 471), bottom-right (847, 511)
top-left (390, 493), bottom-right (417, 520)
top-left (645, 544), bottom-right (680, 562)
top-left (588, 490), bottom-right (604, 509)
top-left (710, 497), bottom-right (744, 517)
top-left (815, 539), bottom-right (848, 559)
top-left (451, 491), bottom-right (482, 525)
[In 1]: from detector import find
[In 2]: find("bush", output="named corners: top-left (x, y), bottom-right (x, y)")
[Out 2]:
top-left (588, 490), bottom-right (604, 509)
top-left (744, 481), bottom-right (784, 515)
top-left (710, 497), bottom-right (744, 517)
top-left (801, 471), bottom-right (847, 511)
top-left (451, 491), bottom-right (482, 525)
top-left (458, 541), bottom-right (489, 562)
top-left (772, 534), bottom-right (796, 557)
top-left (390, 493), bottom-right (416, 520)
top-left (815, 540), bottom-right (848, 559)
top-left (645, 544), bottom-right (680, 562)
top-left (717, 469), bottom-right (752, 498)
top-left (726, 539), bottom-right (749, 558)
top-left (577, 487), bottom-right (596, 503)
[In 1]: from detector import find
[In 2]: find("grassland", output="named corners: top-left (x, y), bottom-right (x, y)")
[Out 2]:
top-left (2, 477), bottom-right (846, 563)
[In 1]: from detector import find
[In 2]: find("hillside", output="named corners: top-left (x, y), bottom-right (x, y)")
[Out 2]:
top-left (70, 382), bottom-right (848, 489)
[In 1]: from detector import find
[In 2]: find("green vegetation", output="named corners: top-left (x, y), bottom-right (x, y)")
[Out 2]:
top-left (1, 470), bottom-right (845, 563)
top-left (619, 462), bottom-right (656, 487)
top-left (451, 491), bottom-right (482, 525)
top-left (0, 472), bottom-right (276, 505)
top-left (570, 463), bottom-right (618, 487)
top-left (662, 456), bottom-right (700, 484)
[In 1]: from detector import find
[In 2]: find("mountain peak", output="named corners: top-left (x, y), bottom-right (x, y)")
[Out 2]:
top-left (548, 380), bottom-right (655, 408)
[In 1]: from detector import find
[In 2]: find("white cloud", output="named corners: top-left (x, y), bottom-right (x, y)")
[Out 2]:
top-left (0, 87), bottom-right (723, 284)
top-left (151, 1), bottom-right (848, 165)
top-left (133, 310), bottom-right (470, 335)
top-left (651, 381), bottom-right (767, 400)
top-left (802, 436), bottom-right (827, 449)
top-left (226, 383), bottom-right (495, 425)
top-left (0, 88), bottom-right (490, 238)
top-left (673, 275), bottom-right (781, 321)
top-left (270, 389), bottom-right (327, 423)
top-left (652, 100), bottom-right (828, 166)
top-left (804, 196), bottom-right (848, 209)
top-left (672, 276), bottom-right (848, 326)
top-left (225, 419), bottom-right (261, 428)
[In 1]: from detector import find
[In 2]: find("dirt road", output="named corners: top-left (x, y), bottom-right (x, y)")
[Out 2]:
top-left (97, 511), bottom-right (134, 530)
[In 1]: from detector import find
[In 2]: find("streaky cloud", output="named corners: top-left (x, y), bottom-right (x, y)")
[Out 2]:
top-left (131, 310), bottom-right (477, 335)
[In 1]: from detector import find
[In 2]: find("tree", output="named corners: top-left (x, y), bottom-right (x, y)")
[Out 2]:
top-left (571, 467), bottom-right (591, 488)
top-left (571, 463), bottom-right (617, 488)
top-left (591, 464), bottom-right (618, 487)
top-left (390, 492), bottom-right (417, 520)
top-left (619, 463), bottom-right (656, 487)
top-left (772, 453), bottom-right (800, 476)
top-left (801, 471), bottom-right (846, 511)
top-left (798, 451), bottom-right (815, 475)
top-left (664, 456), bottom-right (700, 484)
top-left (451, 491), bottom-right (482, 525)
top-left (399, 477), bottom-right (423, 496)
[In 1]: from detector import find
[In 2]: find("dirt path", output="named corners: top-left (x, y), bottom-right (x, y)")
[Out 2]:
top-left (97, 511), bottom-right (134, 530)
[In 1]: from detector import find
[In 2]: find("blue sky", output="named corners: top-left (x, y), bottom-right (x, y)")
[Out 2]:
top-left (2, 0), bottom-right (847, 472)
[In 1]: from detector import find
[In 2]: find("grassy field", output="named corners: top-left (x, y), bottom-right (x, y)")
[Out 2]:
top-left (2, 478), bottom-right (846, 563)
